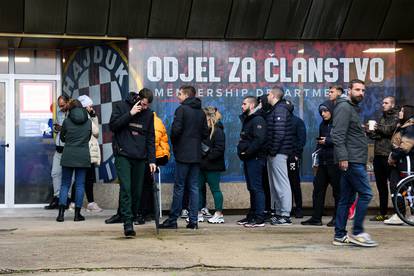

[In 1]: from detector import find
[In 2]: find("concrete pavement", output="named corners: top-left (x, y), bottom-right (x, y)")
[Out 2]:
top-left (0, 209), bottom-right (413, 275)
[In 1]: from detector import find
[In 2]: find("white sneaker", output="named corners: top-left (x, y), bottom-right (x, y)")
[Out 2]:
top-left (201, 207), bottom-right (212, 218)
top-left (68, 202), bottom-right (75, 212)
top-left (348, 232), bottom-right (378, 247)
top-left (86, 202), bottom-right (103, 212)
top-left (186, 213), bottom-right (204, 223)
top-left (384, 214), bottom-right (404, 225)
top-left (208, 214), bottom-right (224, 224)
top-left (180, 209), bottom-right (189, 219)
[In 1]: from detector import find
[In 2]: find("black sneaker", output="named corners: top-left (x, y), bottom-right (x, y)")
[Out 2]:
top-left (332, 235), bottom-right (352, 246)
top-left (105, 213), bottom-right (122, 224)
top-left (44, 197), bottom-right (59, 210)
top-left (244, 219), bottom-right (265, 228)
top-left (159, 219), bottom-right (178, 229)
top-left (134, 214), bottom-right (146, 225)
top-left (326, 217), bottom-right (335, 227)
top-left (271, 216), bottom-right (292, 226)
top-left (237, 217), bottom-right (249, 225)
top-left (369, 214), bottom-right (388, 222)
top-left (186, 222), bottom-right (198, 229)
top-left (301, 218), bottom-right (322, 226)
top-left (294, 208), bottom-right (303, 219)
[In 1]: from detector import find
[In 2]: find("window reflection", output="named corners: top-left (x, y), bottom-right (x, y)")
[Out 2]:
top-left (0, 49), bottom-right (8, 73)
top-left (15, 49), bottom-right (57, 74)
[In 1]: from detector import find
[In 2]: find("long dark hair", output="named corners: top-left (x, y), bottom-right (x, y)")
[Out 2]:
top-left (401, 105), bottom-right (414, 124)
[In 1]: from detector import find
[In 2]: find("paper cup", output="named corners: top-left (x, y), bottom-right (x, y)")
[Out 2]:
top-left (368, 120), bottom-right (376, 131)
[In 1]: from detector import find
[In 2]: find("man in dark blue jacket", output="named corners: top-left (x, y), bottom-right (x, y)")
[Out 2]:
top-left (286, 102), bottom-right (306, 218)
top-left (109, 88), bottom-right (156, 237)
top-left (159, 85), bottom-right (209, 230)
top-left (237, 96), bottom-right (267, 227)
top-left (301, 100), bottom-right (340, 227)
top-left (266, 86), bottom-right (294, 225)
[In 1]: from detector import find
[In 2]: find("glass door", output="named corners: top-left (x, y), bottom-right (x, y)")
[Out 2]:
top-left (14, 80), bottom-right (55, 204)
top-left (0, 81), bottom-right (6, 204)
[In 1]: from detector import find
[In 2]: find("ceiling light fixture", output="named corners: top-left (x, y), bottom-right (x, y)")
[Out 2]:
top-left (298, 49), bottom-right (304, 54)
top-left (15, 57), bottom-right (30, 63)
top-left (0, 57), bottom-right (8, 62)
top-left (363, 48), bottom-right (402, 53)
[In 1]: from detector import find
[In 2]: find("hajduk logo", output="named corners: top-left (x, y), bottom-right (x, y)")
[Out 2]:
top-left (63, 45), bottom-right (129, 182)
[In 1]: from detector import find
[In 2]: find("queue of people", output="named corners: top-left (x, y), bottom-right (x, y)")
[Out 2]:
top-left (45, 80), bottom-right (414, 247)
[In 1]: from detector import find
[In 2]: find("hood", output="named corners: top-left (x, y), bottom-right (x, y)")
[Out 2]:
top-left (275, 99), bottom-right (293, 112)
top-left (68, 107), bottom-right (88, 124)
top-left (335, 96), bottom-right (348, 106)
top-left (284, 99), bottom-right (294, 113)
top-left (401, 117), bottom-right (414, 128)
top-left (126, 92), bottom-right (139, 105)
top-left (319, 100), bottom-right (334, 114)
top-left (385, 106), bottom-right (399, 116)
top-left (182, 97), bottom-right (202, 109)
top-left (239, 109), bottom-right (262, 123)
top-left (215, 120), bottom-right (224, 130)
top-left (258, 95), bottom-right (272, 113)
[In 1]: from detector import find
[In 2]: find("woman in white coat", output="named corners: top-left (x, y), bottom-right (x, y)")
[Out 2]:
top-left (69, 95), bottom-right (102, 212)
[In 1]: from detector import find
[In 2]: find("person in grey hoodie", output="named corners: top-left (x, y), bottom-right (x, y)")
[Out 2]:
top-left (331, 79), bottom-right (377, 247)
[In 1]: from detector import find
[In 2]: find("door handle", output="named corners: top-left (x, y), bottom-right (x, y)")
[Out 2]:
top-left (0, 143), bottom-right (9, 148)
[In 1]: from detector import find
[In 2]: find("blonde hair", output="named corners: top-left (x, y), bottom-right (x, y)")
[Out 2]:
top-left (203, 106), bottom-right (221, 139)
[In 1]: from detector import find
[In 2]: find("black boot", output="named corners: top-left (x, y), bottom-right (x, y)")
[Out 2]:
top-left (124, 223), bottom-right (136, 237)
top-left (45, 197), bottom-right (59, 210)
top-left (56, 205), bottom-right (65, 222)
top-left (74, 207), bottom-right (85, 221)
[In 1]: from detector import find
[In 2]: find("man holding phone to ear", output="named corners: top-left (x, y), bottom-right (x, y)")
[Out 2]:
top-left (110, 88), bottom-right (156, 237)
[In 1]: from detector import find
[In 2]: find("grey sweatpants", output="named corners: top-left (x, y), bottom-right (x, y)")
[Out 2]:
top-left (267, 154), bottom-right (292, 217)
top-left (51, 151), bottom-right (62, 197)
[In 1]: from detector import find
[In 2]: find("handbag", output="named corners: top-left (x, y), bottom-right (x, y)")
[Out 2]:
top-left (201, 142), bottom-right (210, 157)
top-left (312, 148), bottom-right (321, 168)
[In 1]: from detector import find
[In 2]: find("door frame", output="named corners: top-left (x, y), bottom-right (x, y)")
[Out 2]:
top-left (0, 53), bottom-right (61, 208)
top-left (0, 78), bottom-right (11, 208)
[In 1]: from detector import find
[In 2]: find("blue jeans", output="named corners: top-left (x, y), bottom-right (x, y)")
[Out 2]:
top-left (169, 162), bottom-right (200, 223)
top-left (335, 163), bottom-right (373, 238)
top-left (59, 167), bottom-right (87, 208)
top-left (244, 158), bottom-right (266, 220)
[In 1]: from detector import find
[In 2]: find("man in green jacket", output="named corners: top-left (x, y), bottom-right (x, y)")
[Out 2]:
top-left (331, 79), bottom-right (378, 247)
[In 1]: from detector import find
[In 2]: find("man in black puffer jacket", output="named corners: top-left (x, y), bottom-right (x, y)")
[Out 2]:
top-left (237, 96), bottom-right (267, 227)
top-left (160, 85), bottom-right (209, 230)
top-left (110, 88), bottom-right (156, 237)
top-left (301, 100), bottom-right (340, 227)
top-left (266, 86), bottom-right (294, 225)
top-left (286, 101), bottom-right (306, 219)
